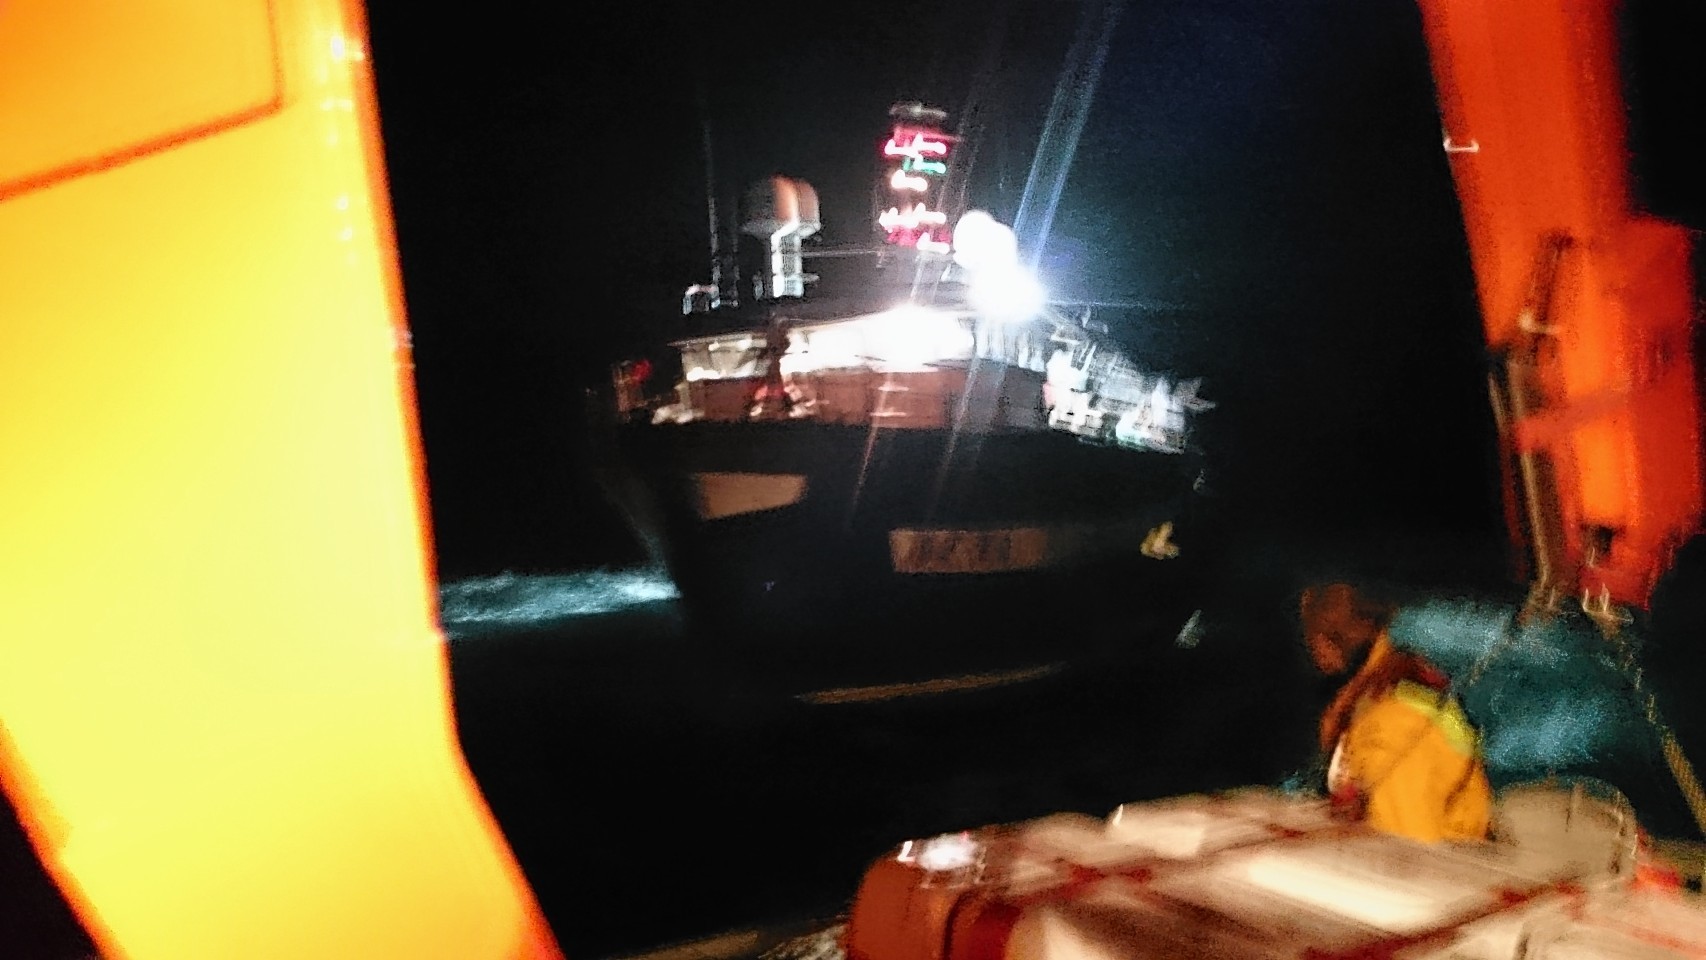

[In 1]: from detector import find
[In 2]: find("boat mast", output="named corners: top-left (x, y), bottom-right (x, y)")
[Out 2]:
top-left (701, 94), bottom-right (722, 307)
top-left (689, 83), bottom-right (737, 312)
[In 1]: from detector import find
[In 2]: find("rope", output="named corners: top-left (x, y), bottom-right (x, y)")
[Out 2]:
top-left (1581, 598), bottom-right (1706, 843)
top-left (1660, 731), bottom-right (1706, 840)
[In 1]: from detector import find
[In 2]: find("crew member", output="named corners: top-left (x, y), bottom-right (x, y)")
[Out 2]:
top-left (1301, 583), bottom-right (1492, 843)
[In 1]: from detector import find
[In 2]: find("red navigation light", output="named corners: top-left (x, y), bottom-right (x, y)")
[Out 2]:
top-left (883, 132), bottom-right (951, 158)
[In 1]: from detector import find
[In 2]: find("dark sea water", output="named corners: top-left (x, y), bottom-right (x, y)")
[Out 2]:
top-left (443, 563), bottom-right (1314, 958)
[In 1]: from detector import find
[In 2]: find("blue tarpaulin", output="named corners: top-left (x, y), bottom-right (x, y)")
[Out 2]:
top-left (1386, 598), bottom-right (1702, 839)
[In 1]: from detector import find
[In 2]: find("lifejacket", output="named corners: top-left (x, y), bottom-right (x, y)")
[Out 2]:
top-left (1325, 633), bottom-right (1493, 844)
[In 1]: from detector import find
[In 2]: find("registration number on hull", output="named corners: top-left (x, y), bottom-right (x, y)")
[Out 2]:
top-left (888, 526), bottom-right (1050, 574)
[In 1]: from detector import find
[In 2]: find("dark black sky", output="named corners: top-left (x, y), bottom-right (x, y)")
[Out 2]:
top-left (362, 0), bottom-right (1701, 580)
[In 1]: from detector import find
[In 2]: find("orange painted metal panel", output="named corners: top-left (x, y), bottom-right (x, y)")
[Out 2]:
top-left (1418, 0), bottom-right (1700, 606)
top-left (0, 1), bottom-right (561, 957)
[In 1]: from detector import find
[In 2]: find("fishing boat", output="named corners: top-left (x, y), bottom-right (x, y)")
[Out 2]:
top-left (592, 106), bottom-right (1217, 632)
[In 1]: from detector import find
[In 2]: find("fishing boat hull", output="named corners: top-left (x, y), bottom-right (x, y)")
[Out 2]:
top-left (602, 414), bottom-right (1213, 630)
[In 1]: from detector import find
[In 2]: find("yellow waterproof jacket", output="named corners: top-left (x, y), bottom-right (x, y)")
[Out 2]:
top-left (1328, 654), bottom-right (1493, 844)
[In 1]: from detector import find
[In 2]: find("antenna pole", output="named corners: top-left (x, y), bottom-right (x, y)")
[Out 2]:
top-left (696, 83), bottom-right (732, 308)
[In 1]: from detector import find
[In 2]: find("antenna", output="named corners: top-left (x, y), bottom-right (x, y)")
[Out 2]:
top-left (687, 82), bottom-right (737, 313)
